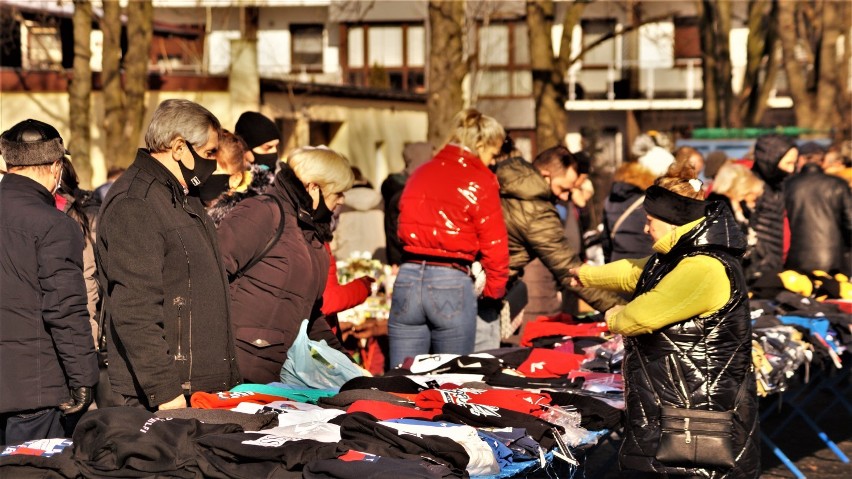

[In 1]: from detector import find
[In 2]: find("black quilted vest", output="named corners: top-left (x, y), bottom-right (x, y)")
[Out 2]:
top-left (619, 202), bottom-right (761, 478)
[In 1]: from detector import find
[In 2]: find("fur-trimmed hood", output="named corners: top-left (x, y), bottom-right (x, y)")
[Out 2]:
top-left (206, 164), bottom-right (274, 226)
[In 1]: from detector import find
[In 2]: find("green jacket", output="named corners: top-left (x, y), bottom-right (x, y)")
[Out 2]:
top-left (496, 157), bottom-right (624, 312)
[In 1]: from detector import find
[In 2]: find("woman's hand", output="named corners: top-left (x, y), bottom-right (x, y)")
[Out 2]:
top-left (604, 304), bottom-right (625, 324)
top-left (157, 393), bottom-right (187, 411)
top-left (567, 267), bottom-right (584, 288)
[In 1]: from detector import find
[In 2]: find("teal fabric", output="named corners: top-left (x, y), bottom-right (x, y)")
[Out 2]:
top-left (229, 383), bottom-right (337, 404)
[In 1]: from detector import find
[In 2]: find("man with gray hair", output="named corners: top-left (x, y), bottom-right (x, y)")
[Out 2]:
top-left (0, 119), bottom-right (98, 443)
top-left (96, 99), bottom-right (240, 411)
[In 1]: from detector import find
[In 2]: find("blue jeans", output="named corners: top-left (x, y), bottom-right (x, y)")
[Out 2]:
top-left (388, 262), bottom-right (476, 367)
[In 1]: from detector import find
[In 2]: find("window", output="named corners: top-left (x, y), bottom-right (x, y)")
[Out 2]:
top-left (674, 17), bottom-right (701, 59)
top-left (476, 22), bottom-right (532, 98)
top-left (22, 22), bottom-right (62, 70)
top-left (291, 24), bottom-right (324, 72)
top-left (149, 26), bottom-right (205, 73)
top-left (343, 23), bottom-right (425, 93)
top-left (582, 19), bottom-right (617, 67)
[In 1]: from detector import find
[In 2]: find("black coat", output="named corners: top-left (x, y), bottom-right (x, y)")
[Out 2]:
top-left (217, 163), bottom-right (344, 384)
top-left (603, 182), bottom-right (654, 262)
top-left (748, 150), bottom-right (792, 283)
top-left (620, 202), bottom-right (760, 478)
top-left (96, 150), bottom-right (240, 408)
top-left (784, 163), bottom-right (852, 275)
top-left (0, 174), bottom-right (98, 413)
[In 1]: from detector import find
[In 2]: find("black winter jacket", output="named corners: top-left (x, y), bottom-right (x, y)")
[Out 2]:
top-left (620, 202), bottom-right (760, 478)
top-left (603, 182), bottom-right (654, 262)
top-left (784, 163), bottom-right (852, 275)
top-left (217, 163), bottom-right (344, 384)
top-left (96, 150), bottom-right (240, 408)
top-left (0, 174), bottom-right (98, 413)
top-left (497, 158), bottom-right (624, 311)
top-left (748, 151), bottom-right (793, 283)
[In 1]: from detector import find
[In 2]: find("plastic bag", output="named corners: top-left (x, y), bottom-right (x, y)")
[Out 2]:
top-left (280, 319), bottom-right (366, 389)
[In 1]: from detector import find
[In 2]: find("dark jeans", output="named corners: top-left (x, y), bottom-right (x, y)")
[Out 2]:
top-left (388, 262), bottom-right (476, 367)
top-left (0, 408), bottom-right (63, 446)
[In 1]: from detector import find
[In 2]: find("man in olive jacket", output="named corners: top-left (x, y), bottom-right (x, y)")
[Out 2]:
top-left (496, 146), bottom-right (625, 315)
top-left (96, 100), bottom-right (240, 411)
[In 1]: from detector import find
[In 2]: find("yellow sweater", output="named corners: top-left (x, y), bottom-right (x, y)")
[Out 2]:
top-left (577, 218), bottom-right (731, 336)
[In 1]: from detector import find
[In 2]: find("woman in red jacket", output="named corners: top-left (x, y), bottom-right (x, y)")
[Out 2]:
top-left (389, 108), bottom-right (510, 367)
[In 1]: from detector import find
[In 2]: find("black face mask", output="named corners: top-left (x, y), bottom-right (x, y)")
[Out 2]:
top-left (253, 152), bottom-right (279, 171)
top-left (199, 174), bottom-right (231, 203)
top-left (312, 188), bottom-right (334, 224)
top-left (179, 143), bottom-right (218, 194)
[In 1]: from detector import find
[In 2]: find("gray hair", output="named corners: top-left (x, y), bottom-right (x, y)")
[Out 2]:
top-left (144, 99), bottom-right (221, 152)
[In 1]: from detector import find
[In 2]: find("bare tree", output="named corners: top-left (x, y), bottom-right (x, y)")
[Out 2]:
top-left (426, 0), bottom-right (466, 147)
top-left (697, 0), bottom-right (734, 128)
top-left (120, 0), bottom-right (152, 166)
top-left (525, 0), bottom-right (669, 150)
top-left (69, 0), bottom-right (92, 186)
top-left (526, 0), bottom-right (576, 151)
top-left (102, 0), bottom-right (152, 169)
top-left (777, 0), bottom-right (848, 136)
top-left (732, 0), bottom-right (780, 127)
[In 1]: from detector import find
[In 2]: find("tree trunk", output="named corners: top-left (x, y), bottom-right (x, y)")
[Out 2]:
top-left (426, 0), bottom-right (466, 148)
top-left (837, 1), bottom-right (851, 138)
top-left (698, 0), bottom-right (719, 127)
top-left (777, 0), bottom-right (815, 128)
top-left (813, 0), bottom-right (839, 133)
top-left (716, 0), bottom-right (734, 127)
top-left (69, 0), bottom-right (92, 187)
top-left (527, 0), bottom-right (569, 151)
top-left (699, 0), bottom-right (733, 128)
top-left (101, 0), bottom-right (124, 168)
top-left (736, 0), bottom-right (779, 126)
top-left (119, 0), bottom-right (152, 168)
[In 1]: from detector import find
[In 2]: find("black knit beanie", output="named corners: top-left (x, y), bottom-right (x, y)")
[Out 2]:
top-left (234, 111), bottom-right (279, 150)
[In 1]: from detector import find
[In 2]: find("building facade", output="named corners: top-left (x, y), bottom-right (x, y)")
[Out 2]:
top-left (1, 0), bottom-right (837, 186)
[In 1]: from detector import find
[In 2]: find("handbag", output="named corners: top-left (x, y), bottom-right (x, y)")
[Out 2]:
top-left (656, 406), bottom-right (735, 468)
top-left (632, 339), bottom-right (736, 469)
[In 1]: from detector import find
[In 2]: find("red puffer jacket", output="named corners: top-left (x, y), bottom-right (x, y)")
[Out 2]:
top-left (398, 144), bottom-right (509, 298)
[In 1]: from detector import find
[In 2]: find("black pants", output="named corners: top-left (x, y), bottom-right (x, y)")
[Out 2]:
top-left (0, 408), bottom-right (63, 446)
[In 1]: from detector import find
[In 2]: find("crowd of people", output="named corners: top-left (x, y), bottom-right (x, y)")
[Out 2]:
top-left (1, 98), bottom-right (850, 478)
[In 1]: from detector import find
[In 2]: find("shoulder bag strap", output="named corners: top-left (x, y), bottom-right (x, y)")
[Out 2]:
top-left (610, 195), bottom-right (645, 238)
top-left (229, 194), bottom-right (286, 282)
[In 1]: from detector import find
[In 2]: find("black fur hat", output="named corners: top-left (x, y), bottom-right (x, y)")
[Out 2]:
top-left (0, 119), bottom-right (66, 167)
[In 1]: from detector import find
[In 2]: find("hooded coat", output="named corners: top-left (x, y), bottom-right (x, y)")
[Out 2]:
top-left (619, 202), bottom-right (760, 478)
top-left (496, 157), bottom-right (624, 311)
top-left (217, 163), bottom-right (345, 384)
top-left (748, 136), bottom-right (794, 283)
